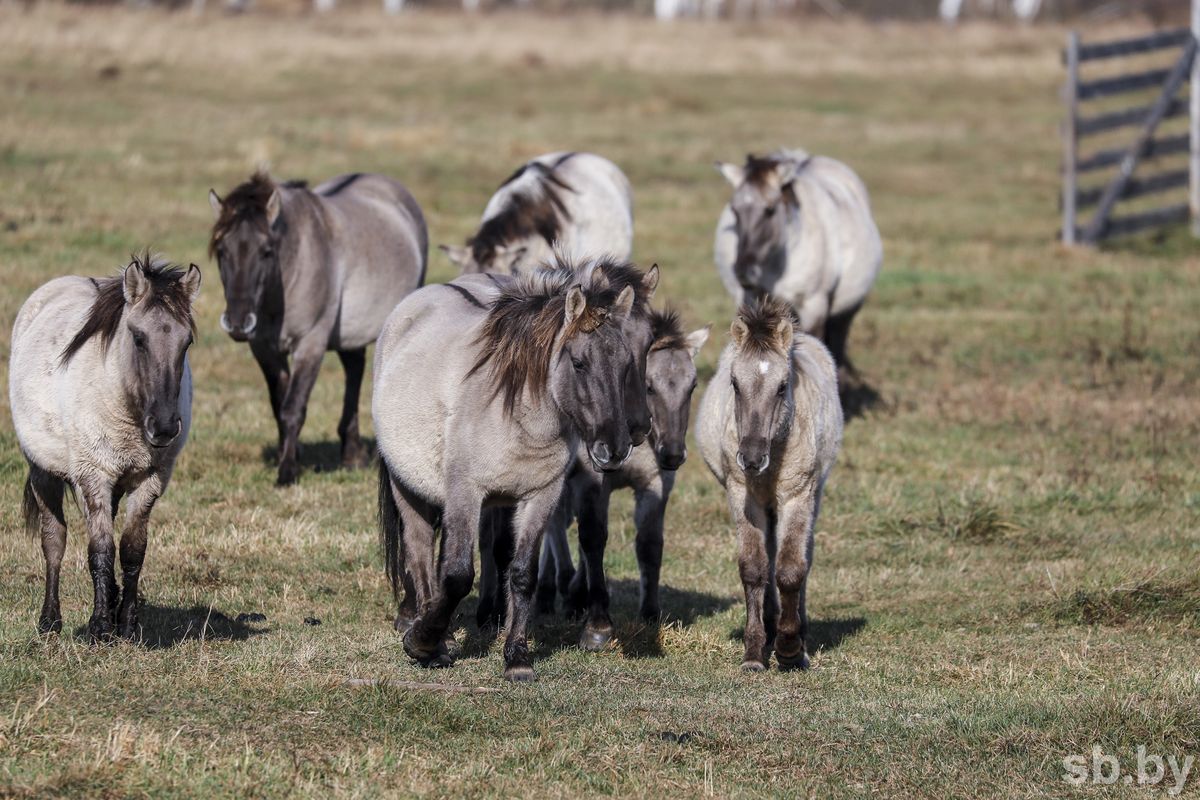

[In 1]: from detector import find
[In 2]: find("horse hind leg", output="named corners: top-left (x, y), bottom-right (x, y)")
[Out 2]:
top-left (25, 465), bottom-right (66, 635)
top-left (379, 463), bottom-right (434, 636)
top-left (535, 489), bottom-right (573, 615)
top-left (476, 507), bottom-right (514, 631)
top-left (823, 303), bottom-right (861, 375)
top-left (336, 348), bottom-right (370, 469)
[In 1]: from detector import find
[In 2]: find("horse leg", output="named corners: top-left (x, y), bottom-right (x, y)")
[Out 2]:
top-left (729, 483), bottom-right (770, 671)
top-left (250, 339), bottom-right (290, 456)
top-left (403, 483), bottom-right (479, 668)
top-left (336, 348), bottom-right (369, 469)
top-left (823, 303), bottom-right (861, 375)
top-left (385, 473), bottom-right (437, 635)
top-left (275, 337), bottom-right (325, 486)
top-left (564, 471), bottom-right (599, 618)
top-left (79, 480), bottom-right (118, 643)
top-left (535, 488), bottom-right (573, 615)
top-left (502, 484), bottom-right (564, 681)
top-left (774, 489), bottom-right (818, 671)
top-left (633, 470), bottom-right (672, 622)
top-left (26, 465), bottom-right (66, 634)
top-left (116, 476), bottom-right (162, 640)
top-left (476, 507), bottom-right (513, 630)
top-left (575, 479), bottom-right (615, 651)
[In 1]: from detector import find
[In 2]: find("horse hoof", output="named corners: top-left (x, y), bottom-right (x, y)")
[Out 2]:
top-left (504, 664), bottom-right (537, 683)
top-left (276, 465), bottom-right (300, 487)
top-left (579, 624), bottom-right (613, 652)
top-left (87, 621), bottom-right (114, 644)
top-left (777, 652), bottom-right (810, 672)
top-left (639, 606), bottom-right (661, 623)
top-left (402, 628), bottom-right (450, 668)
top-left (37, 616), bottom-right (62, 635)
top-left (741, 659), bottom-right (766, 673)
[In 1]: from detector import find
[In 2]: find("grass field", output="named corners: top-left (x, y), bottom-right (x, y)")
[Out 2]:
top-left (1, 7), bottom-right (1199, 797)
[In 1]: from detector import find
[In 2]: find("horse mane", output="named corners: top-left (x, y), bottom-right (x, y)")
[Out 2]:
top-left (59, 252), bottom-right (196, 366)
top-left (743, 151), bottom-right (812, 188)
top-left (470, 155), bottom-right (578, 265)
top-left (468, 253), bottom-right (637, 414)
top-left (208, 171), bottom-right (282, 256)
top-left (648, 307), bottom-right (686, 353)
top-left (736, 295), bottom-right (798, 355)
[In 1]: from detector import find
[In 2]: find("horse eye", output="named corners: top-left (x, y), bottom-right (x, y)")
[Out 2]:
top-left (764, 205), bottom-right (777, 218)
top-left (571, 357), bottom-right (586, 372)
top-left (260, 246), bottom-right (274, 259)
top-left (646, 384), bottom-right (656, 396)
top-left (731, 380), bottom-right (740, 395)
top-left (132, 332), bottom-right (147, 349)
top-left (777, 382), bottom-right (787, 397)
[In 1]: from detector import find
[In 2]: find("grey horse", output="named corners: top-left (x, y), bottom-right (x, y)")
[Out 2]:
top-left (695, 296), bottom-right (843, 671)
top-left (441, 152), bottom-right (633, 275)
top-left (10, 254), bottom-right (200, 641)
top-left (373, 256), bottom-right (650, 681)
top-left (208, 171), bottom-right (427, 485)
top-left (532, 309), bottom-right (709, 649)
top-left (714, 149), bottom-right (881, 371)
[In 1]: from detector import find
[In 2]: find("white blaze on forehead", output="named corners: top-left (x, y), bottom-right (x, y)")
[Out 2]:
top-left (758, 360), bottom-right (769, 375)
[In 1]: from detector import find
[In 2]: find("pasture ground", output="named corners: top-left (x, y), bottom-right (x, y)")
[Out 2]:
top-left (1, 8), bottom-right (1198, 798)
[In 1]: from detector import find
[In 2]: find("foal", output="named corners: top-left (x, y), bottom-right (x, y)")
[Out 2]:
top-left (695, 297), bottom-right (842, 671)
top-left (10, 254), bottom-right (200, 640)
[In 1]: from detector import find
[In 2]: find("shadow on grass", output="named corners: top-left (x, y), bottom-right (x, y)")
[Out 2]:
top-left (453, 579), bottom-right (737, 661)
top-left (72, 604), bottom-right (269, 649)
top-left (729, 615), bottom-right (867, 654)
top-left (839, 369), bottom-right (884, 422)
top-left (260, 437), bottom-right (376, 475)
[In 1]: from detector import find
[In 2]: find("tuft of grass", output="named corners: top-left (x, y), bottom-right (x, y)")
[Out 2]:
top-left (872, 497), bottom-right (1021, 545)
top-left (1038, 574), bottom-right (1200, 627)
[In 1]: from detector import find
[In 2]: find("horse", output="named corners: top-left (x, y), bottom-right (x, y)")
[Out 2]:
top-left (713, 149), bottom-right (882, 372)
top-left (532, 309), bottom-right (710, 650)
top-left (10, 254), bottom-right (201, 641)
top-left (440, 152), bottom-right (633, 275)
top-left (208, 170), bottom-right (427, 485)
top-left (695, 296), bottom-right (843, 671)
top-left (373, 256), bottom-right (648, 681)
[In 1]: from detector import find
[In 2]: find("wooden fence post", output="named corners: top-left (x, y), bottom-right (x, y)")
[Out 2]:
top-left (1062, 31), bottom-right (1080, 246)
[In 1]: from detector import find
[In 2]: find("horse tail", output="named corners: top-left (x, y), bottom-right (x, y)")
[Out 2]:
top-left (22, 471), bottom-right (39, 536)
top-left (378, 458), bottom-right (404, 602)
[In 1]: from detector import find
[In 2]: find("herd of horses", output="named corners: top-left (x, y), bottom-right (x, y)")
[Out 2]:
top-left (9, 149), bottom-right (882, 679)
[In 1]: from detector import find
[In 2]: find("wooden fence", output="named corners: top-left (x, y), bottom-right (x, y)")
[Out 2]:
top-left (1060, 6), bottom-right (1200, 245)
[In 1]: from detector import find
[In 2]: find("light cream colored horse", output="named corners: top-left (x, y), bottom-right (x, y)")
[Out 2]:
top-left (696, 296), bottom-right (843, 671)
top-left (714, 149), bottom-right (881, 371)
top-left (441, 152), bottom-right (633, 275)
top-left (11, 254), bottom-right (200, 641)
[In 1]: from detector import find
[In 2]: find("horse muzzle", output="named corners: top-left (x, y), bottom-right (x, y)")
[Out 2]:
top-left (589, 440), bottom-right (634, 473)
top-left (144, 415), bottom-right (183, 449)
top-left (655, 443), bottom-right (687, 472)
top-left (220, 311), bottom-right (257, 342)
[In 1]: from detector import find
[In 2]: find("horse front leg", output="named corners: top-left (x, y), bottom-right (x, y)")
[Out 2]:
top-left (535, 487), bottom-right (573, 615)
top-left (729, 483), bottom-right (771, 671)
top-left (774, 487), bottom-right (818, 671)
top-left (503, 485), bottom-right (564, 681)
top-left (275, 336), bottom-right (325, 486)
top-left (574, 478), bottom-right (615, 651)
top-left (250, 338), bottom-right (290, 456)
top-left (633, 470), bottom-right (673, 622)
top-left (26, 465), bottom-right (66, 634)
top-left (116, 476), bottom-right (163, 640)
top-left (79, 480), bottom-right (118, 643)
top-left (403, 483), bottom-right (480, 669)
top-left (336, 348), bottom-right (369, 469)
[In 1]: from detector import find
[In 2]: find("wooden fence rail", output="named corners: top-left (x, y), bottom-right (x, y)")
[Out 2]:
top-left (1060, 15), bottom-right (1200, 246)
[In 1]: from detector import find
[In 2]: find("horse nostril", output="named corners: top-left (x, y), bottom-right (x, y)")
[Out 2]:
top-left (591, 441), bottom-right (611, 465)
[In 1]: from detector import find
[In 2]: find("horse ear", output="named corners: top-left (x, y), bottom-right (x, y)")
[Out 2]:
top-left (181, 264), bottom-right (202, 302)
top-left (208, 189), bottom-right (223, 219)
top-left (716, 162), bottom-right (744, 187)
top-left (265, 189), bottom-right (282, 226)
top-left (775, 160), bottom-right (799, 188)
top-left (774, 317), bottom-right (794, 351)
top-left (439, 244), bottom-right (469, 268)
top-left (613, 285), bottom-right (635, 320)
top-left (730, 317), bottom-right (749, 348)
top-left (123, 261), bottom-right (149, 306)
top-left (564, 285), bottom-right (587, 325)
top-left (685, 325), bottom-right (710, 359)
top-left (642, 263), bottom-right (660, 302)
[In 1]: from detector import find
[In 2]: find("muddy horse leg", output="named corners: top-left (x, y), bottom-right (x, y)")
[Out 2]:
top-left (79, 480), bottom-right (118, 643)
top-left (26, 465), bottom-right (66, 635)
top-left (823, 303), bottom-right (861, 374)
top-left (381, 466), bottom-right (437, 636)
top-left (535, 488), bottom-right (573, 615)
top-left (116, 477), bottom-right (163, 640)
top-left (729, 483), bottom-right (771, 671)
top-left (574, 478), bottom-right (615, 651)
top-left (476, 507), bottom-right (514, 630)
top-left (275, 336), bottom-right (325, 486)
top-left (633, 471), bottom-right (672, 622)
top-left (774, 489), bottom-right (818, 671)
top-left (336, 348), bottom-right (369, 469)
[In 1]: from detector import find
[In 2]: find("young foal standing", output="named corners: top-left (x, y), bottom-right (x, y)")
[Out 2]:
top-left (209, 171), bottom-right (427, 485)
top-left (373, 258), bottom-right (642, 681)
top-left (537, 309), bottom-right (709, 649)
top-left (440, 152), bottom-right (633, 275)
top-left (696, 297), bottom-right (843, 671)
top-left (10, 254), bottom-right (200, 640)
